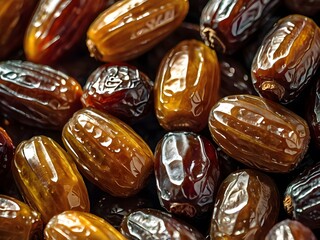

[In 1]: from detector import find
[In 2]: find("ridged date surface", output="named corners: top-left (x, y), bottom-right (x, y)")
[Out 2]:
top-left (120, 208), bottom-right (205, 240)
top-left (200, 0), bottom-right (280, 54)
top-left (0, 61), bottom-right (83, 129)
top-left (86, 0), bottom-right (189, 62)
top-left (0, 194), bottom-right (43, 240)
top-left (210, 169), bottom-right (279, 239)
top-left (44, 211), bottom-right (126, 240)
top-left (154, 39), bottom-right (220, 132)
top-left (208, 94), bottom-right (310, 173)
top-left (62, 107), bottom-right (154, 197)
top-left (24, 0), bottom-right (106, 65)
top-left (251, 14), bottom-right (320, 104)
top-left (81, 63), bottom-right (154, 123)
top-left (154, 132), bottom-right (220, 218)
top-left (12, 136), bottom-right (90, 223)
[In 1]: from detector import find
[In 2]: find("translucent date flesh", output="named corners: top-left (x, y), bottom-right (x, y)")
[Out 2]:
top-left (44, 211), bottom-right (126, 240)
top-left (12, 136), bottom-right (90, 223)
top-left (86, 0), bottom-right (189, 62)
top-left (210, 169), bottom-right (279, 239)
top-left (0, 194), bottom-right (43, 240)
top-left (251, 14), bottom-right (320, 104)
top-left (154, 39), bottom-right (220, 132)
top-left (0, 61), bottom-right (83, 129)
top-left (208, 94), bottom-right (310, 173)
top-left (62, 107), bottom-right (154, 197)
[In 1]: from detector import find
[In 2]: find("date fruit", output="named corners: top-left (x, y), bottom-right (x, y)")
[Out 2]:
top-left (62, 107), bottom-right (154, 197)
top-left (44, 210), bottom-right (126, 239)
top-left (210, 169), bottom-right (279, 239)
top-left (208, 94), bottom-right (310, 173)
top-left (12, 136), bottom-right (90, 223)
top-left (154, 39), bottom-right (220, 132)
top-left (86, 0), bottom-right (189, 62)
top-left (284, 0), bottom-right (320, 16)
top-left (0, 127), bottom-right (14, 186)
top-left (251, 14), bottom-right (320, 104)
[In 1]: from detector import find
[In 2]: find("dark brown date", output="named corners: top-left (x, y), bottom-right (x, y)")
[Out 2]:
top-left (0, 127), bottom-right (14, 187)
top-left (210, 169), bottom-right (279, 239)
top-left (284, 0), bottom-right (320, 16)
top-left (154, 131), bottom-right (220, 218)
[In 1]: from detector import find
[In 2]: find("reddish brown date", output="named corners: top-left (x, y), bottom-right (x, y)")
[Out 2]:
top-left (0, 127), bottom-right (14, 187)
top-left (0, 61), bottom-right (83, 130)
top-left (284, 0), bottom-right (320, 16)
top-left (154, 131), bottom-right (220, 218)
top-left (251, 14), bottom-right (320, 104)
top-left (210, 169), bottom-right (279, 239)
top-left (81, 63), bottom-right (153, 123)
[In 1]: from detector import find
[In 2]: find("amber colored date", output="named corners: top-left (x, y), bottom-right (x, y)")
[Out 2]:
top-left (62, 107), bottom-right (154, 197)
top-left (86, 0), bottom-right (189, 62)
top-left (154, 39), bottom-right (220, 132)
top-left (12, 136), bottom-right (90, 223)
top-left (210, 169), bottom-right (279, 239)
top-left (208, 94), bottom-right (310, 173)
top-left (24, 0), bottom-right (106, 65)
top-left (251, 14), bottom-right (320, 104)
top-left (0, 127), bottom-right (14, 186)
top-left (44, 211), bottom-right (126, 240)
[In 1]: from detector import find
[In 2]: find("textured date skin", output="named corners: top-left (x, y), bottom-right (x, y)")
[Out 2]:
top-left (210, 169), bottom-right (279, 239)
top-left (0, 61), bottom-right (83, 130)
top-left (24, 0), bottom-right (106, 65)
top-left (0, 194), bottom-right (43, 240)
top-left (154, 132), bottom-right (220, 218)
top-left (120, 208), bottom-right (205, 240)
top-left (44, 211), bottom-right (126, 240)
top-left (62, 107), bottom-right (154, 197)
top-left (0, 127), bottom-right (14, 184)
top-left (208, 94), bottom-right (310, 173)
top-left (81, 63), bottom-right (154, 123)
top-left (200, 0), bottom-right (280, 54)
top-left (12, 136), bottom-right (90, 223)
top-left (86, 0), bottom-right (189, 62)
top-left (251, 14), bottom-right (320, 104)
top-left (154, 39), bottom-right (220, 132)
top-left (265, 219), bottom-right (317, 240)
top-left (284, 0), bottom-right (320, 16)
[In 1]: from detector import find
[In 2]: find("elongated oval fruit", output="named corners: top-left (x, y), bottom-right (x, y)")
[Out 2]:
top-left (62, 107), bottom-right (154, 197)
top-left (0, 194), bottom-right (43, 240)
top-left (12, 136), bottom-right (90, 223)
top-left (44, 211), bottom-right (126, 240)
top-left (86, 0), bottom-right (189, 62)
top-left (208, 94), bottom-right (310, 173)
top-left (24, 0), bottom-right (106, 65)
top-left (0, 60), bottom-right (83, 129)
top-left (155, 39), bottom-right (220, 132)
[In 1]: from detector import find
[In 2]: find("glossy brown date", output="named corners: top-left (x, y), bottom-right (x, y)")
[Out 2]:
top-left (81, 63), bottom-right (154, 123)
top-left (251, 14), bottom-right (320, 104)
top-left (154, 131), bottom-right (220, 218)
top-left (0, 60), bottom-right (83, 130)
top-left (0, 127), bottom-right (14, 186)
top-left (210, 169), bottom-right (279, 239)
top-left (12, 136), bottom-right (90, 223)
top-left (208, 94), bottom-right (310, 173)
top-left (154, 39), bottom-right (220, 132)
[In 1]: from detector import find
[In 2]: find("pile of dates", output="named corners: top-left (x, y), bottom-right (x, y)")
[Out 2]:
top-left (1, 0), bottom-right (320, 239)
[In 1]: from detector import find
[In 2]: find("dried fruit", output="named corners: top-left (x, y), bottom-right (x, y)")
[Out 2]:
top-left (0, 127), bottom-right (14, 186)
top-left (284, 0), bottom-right (320, 16)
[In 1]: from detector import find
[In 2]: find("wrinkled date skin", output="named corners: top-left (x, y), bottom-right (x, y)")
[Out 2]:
top-left (154, 132), bottom-right (220, 218)
top-left (12, 136), bottom-right (90, 223)
top-left (120, 208), bottom-right (205, 240)
top-left (208, 94), bottom-right (310, 173)
top-left (24, 0), bottom-right (106, 65)
top-left (200, 0), bottom-right (280, 54)
top-left (0, 194), bottom-right (43, 240)
top-left (210, 169), bottom-right (279, 239)
top-left (0, 61), bottom-right (83, 130)
top-left (0, 127), bottom-right (14, 186)
top-left (62, 107), bottom-right (154, 197)
top-left (154, 39), bottom-right (220, 132)
top-left (44, 211), bottom-right (126, 240)
top-left (86, 0), bottom-right (189, 62)
top-left (0, 0), bottom-right (38, 59)
top-left (81, 63), bottom-right (154, 123)
top-left (284, 0), bottom-right (320, 16)
top-left (251, 14), bottom-right (320, 104)
top-left (265, 219), bottom-right (317, 240)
